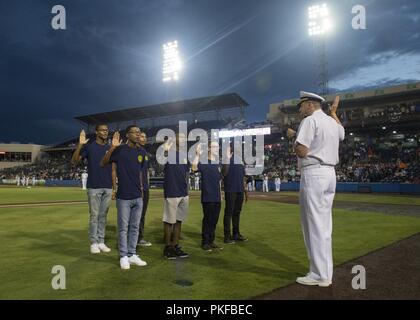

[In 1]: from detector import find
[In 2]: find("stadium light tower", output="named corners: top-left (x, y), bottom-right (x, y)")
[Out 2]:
top-left (162, 40), bottom-right (182, 83)
top-left (308, 3), bottom-right (332, 96)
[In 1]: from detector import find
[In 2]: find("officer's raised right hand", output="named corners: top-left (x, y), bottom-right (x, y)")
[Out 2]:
top-left (330, 96), bottom-right (340, 115)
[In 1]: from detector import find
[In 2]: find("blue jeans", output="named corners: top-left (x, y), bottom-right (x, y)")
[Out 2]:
top-left (116, 198), bottom-right (143, 258)
top-left (87, 188), bottom-right (112, 244)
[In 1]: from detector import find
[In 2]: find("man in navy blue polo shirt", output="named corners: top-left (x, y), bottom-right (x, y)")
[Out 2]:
top-left (71, 124), bottom-right (113, 254)
top-left (162, 133), bottom-right (190, 259)
top-left (192, 141), bottom-right (230, 251)
top-left (223, 144), bottom-right (249, 244)
top-left (101, 126), bottom-right (147, 270)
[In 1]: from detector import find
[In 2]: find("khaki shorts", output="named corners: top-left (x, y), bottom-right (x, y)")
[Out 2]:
top-left (163, 196), bottom-right (189, 224)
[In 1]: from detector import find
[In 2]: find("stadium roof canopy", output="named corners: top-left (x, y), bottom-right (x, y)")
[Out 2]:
top-left (75, 93), bottom-right (249, 126)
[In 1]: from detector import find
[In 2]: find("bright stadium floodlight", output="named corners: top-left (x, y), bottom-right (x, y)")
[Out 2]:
top-left (308, 3), bottom-right (332, 37)
top-left (162, 40), bottom-right (182, 82)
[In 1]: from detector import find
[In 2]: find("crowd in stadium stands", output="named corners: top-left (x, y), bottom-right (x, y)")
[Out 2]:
top-left (262, 136), bottom-right (420, 184)
top-left (0, 154), bottom-right (85, 181)
top-left (1, 134), bottom-right (419, 185)
top-left (366, 104), bottom-right (417, 119)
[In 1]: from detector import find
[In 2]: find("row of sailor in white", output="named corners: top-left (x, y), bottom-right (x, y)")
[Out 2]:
top-left (295, 91), bottom-right (345, 283)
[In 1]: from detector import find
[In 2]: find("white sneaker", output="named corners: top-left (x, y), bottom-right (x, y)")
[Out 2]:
top-left (98, 243), bottom-right (111, 252)
top-left (296, 276), bottom-right (332, 287)
top-left (128, 254), bottom-right (147, 267)
top-left (120, 256), bottom-right (130, 270)
top-left (138, 239), bottom-right (152, 247)
top-left (90, 243), bottom-right (100, 254)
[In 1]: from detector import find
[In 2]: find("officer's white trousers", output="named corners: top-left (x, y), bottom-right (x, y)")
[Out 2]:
top-left (299, 165), bottom-right (336, 282)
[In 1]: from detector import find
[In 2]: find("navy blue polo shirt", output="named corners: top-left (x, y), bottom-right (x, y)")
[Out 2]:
top-left (164, 151), bottom-right (190, 198)
top-left (110, 144), bottom-right (146, 200)
top-left (80, 141), bottom-right (112, 189)
top-left (224, 158), bottom-right (245, 193)
top-left (198, 163), bottom-right (222, 203)
top-left (141, 150), bottom-right (150, 191)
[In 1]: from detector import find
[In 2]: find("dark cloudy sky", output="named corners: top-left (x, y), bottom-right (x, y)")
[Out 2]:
top-left (1, 0), bottom-right (420, 144)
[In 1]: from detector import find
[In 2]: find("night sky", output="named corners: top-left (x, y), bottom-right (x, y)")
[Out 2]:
top-left (1, 0), bottom-right (420, 145)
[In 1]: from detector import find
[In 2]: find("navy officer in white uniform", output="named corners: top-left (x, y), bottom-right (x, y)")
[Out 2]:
top-left (290, 91), bottom-right (344, 287)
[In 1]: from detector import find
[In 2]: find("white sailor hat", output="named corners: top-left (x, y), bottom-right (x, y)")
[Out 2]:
top-left (296, 91), bottom-right (325, 107)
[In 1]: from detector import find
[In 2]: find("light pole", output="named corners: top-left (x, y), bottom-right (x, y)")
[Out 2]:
top-left (308, 3), bottom-right (332, 96)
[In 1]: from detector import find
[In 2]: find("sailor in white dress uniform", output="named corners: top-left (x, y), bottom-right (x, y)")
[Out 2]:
top-left (291, 91), bottom-right (345, 287)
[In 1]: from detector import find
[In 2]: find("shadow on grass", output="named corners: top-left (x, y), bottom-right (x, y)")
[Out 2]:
top-left (183, 238), bottom-right (307, 281)
top-left (14, 229), bottom-right (118, 265)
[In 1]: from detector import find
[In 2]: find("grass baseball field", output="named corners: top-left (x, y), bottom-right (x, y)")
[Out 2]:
top-left (1, 186), bottom-right (420, 299)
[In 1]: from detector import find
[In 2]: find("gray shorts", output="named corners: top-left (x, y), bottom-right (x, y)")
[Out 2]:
top-left (163, 196), bottom-right (189, 224)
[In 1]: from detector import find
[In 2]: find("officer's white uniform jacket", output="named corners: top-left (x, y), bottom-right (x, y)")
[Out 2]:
top-left (296, 109), bottom-right (345, 169)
